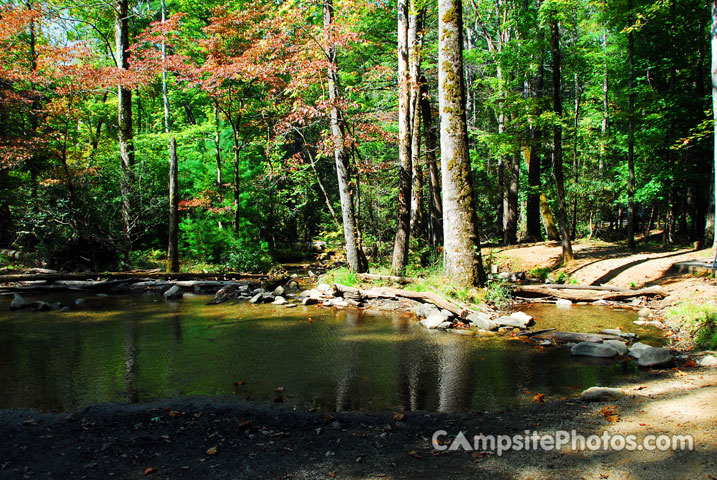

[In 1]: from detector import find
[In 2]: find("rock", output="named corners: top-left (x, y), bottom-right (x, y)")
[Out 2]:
top-left (570, 341), bottom-right (619, 358)
top-left (35, 301), bottom-right (52, 311)
top-left (251, 288), bottom-right (266, 296)
top-left (299, 289), bottom-right (322, 299)
top-left (317, 283), bottom-right (331, 292)
top-left (580, 386), bottom-right (627, 401)
top-left (414, 303), bottom-right (441, 319)
top-left (699, 355), bottom-right (717, 367)
top-left (600, 328), bottom-right (637, 340)
top-left (420, 313), bottom-right (447, 329)
top-left (628, 342), bottom-right (652, 359)
top-left (509, 311), bottom-right (535, 327)
top-left (74, 298), bottom-right (86, 306)
top-left (633, 319), bottom-right (662, 327)
top-left (440, 309), bottom-right (454, 319)
top-left (284, 304), bottom-right (297, 308)
top-left (10, 293), bottom-right (30, 310)
top-left (494, 315), bottom-right (532, 329)
top-left (437, 321), bottom-right (453, 330)
top-left (272, 286), bottom-right (284, 296)
top-left (302, 297), bottom-right (319, 306)
top-left (59, 307), bottom-right (71, 313)
top-left (237, 284), bottom-right (250, 293)
top-left (603, 340), bottom-right (628, 356)
top-left (272, 296), bottom-right (287, 305)
top-left (497, 272), bottom-right (511, 280)
top-left (163, 285), bottom-right (183, 300)
top-left (638, 308), bottom-right (651, 318)
top-left (447, 328), bottom-right (475, 336)
top-left (556, 299), bottom-right (573, 307)
top-left (249, 293), bottom-right (264, 304)
top-left (630, 298), bottom-right (642, 306)
top-left (637, 347), bottom-right (673, 368)
top-left (261, 293), bottom-right (276, 303)
top-left (592, 299), bottom-right (608, 306)
top-left (96, 293), bottom-right (108, 297)
top-left (466, 312), bottom-right (497, 331)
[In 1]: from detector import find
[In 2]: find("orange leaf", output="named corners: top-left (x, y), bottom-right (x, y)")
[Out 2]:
top-left (234, 381), bottom-right (245, 386)
top-left (683, 360), bottom-right (697, 368)
top-left (144, 467), bottom-right (157, 475)
top-left (329, 473), bottom-right (336, 478)
top-left (206, 445), bottom-right (218, 456)
top-left (393, 412), bottom-right (405, 421)
top-left (408, 450), bottom-right (422, 459)
top-left (533, 393), bottom-right (545, 403)
top-left (605, 415), bottom-right (620, 423)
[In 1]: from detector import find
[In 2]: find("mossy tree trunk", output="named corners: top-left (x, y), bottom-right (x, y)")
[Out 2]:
top-left (438, 0), bottom-right (485, 286)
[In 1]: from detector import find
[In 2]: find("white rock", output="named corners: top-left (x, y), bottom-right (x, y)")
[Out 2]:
top-left (699, 355), bottom-right (717, 367)
top-left (466, 313), bottom-right (497, 331)
top-left (556, 299), bottom-right (573, 307)
top-left (420, 313), bottom-right (447, 329)
top-left (249, 293), bottom-right (264, 304)
top-left (592, 299), bottom-right (608, 306)
top-left (580, 386), bottom-right (626, 401)
top-left (272, 286), bottom-right (284, 296)
top-left (510, 311), bottom-right (535, 326)
top-left (302, 297), bottom-right (318, 306)
top-left (317, 283), bottom-right (331, 292)
top-left (638, 308), bottom-right (651, 318)
top-left (272, 296), bottom-right (287, 305)
top-left (163, 285), bottom-right (183, 299)
top-left (637, 347), bottom-right (673, 368)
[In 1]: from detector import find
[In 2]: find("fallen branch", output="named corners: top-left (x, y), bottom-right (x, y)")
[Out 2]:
top-left (356, 273), bottom-right (417, 284)
top-left (513, 284), bottom-right (667, 301)
top-left (333, 284), bottom-right (469, 318)
top-left (531, 331), bottom-right (625, 344)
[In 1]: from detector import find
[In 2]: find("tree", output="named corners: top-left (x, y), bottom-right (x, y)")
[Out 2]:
top-left (438, 0), bottom-right (485, 285)
top-left (391, 0), bottom-right (412, 275)
top-left (712, 0), bottom-right (717, 255)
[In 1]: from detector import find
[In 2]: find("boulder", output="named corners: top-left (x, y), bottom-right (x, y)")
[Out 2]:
top-left (163, 285), bottom-right (183, 300)
top-left (509, 311), bottom-right (535, 327)
top-left (251, 288), bottom-right (266, 296)
top-left (414, 303), bottom-right (442, 319)
top-left (10, 293), bottom-right (30, 310)
top-left (261, 293), bottom-right (275, 303)
top-left (317, 283), bottom-right (332, 292)
top-left (302, 297), bottom-right (319, 306)
top-left (249, 293), bottom-right (264, 304)
top-left (556, 299), bottom-right (573, 307)
top-left (494, 315), bottom-right (532, 329)
top-left (437, 321), bottom-right (453, 330)
top-left (638, 308), bottom-right (651, 318)
top-left (628, 342), bottom-right (652, 359)
top-left (466, 312), bottom-right (497, 331)
top-left (272, 286), bottom-right (285, 296)
top-left (592, 299), bottom-right (608, 306)
top-left (570, 341), bottom-right (619, 358)
top-left (420, 313), bottom-right (447, 329)
top-left (699, 355), bottom-right (717, 367)
top-left (637, 347), bottom-right (673, 368)
top-left (271, 296), bottom-right (287, 305)
top-left (580, 386), bottom-right (627, 401)
top-left (603, 340), bottom-right (628, 356)
top-left (600, 328), bottom-right (637, 340)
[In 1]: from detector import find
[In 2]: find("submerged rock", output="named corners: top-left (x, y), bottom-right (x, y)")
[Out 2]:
top-left (420, 313), bottom-right (446, 329)
top-left (636, 347), bottom-right (673, 368)
top-left (465, 312), bottom-right (497, 331)
top-left (494, 313), bottom-right (533, 329)
top-left (628, 342), bottom-right (652, 359)
top-left (570, 341), bottom-right (619, 358)
top-left (10, 293), bottom-right (30, 310)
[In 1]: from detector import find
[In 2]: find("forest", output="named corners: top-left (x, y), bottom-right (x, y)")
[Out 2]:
top-left (1, 0), bottom-right (716, 284)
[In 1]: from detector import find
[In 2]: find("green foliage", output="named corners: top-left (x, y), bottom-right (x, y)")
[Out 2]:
top-left (667, 303), bottom-right (717, 350)
top-left (483, 280), bottom-right (513, 309)
top-left (529, 267), bottom-right (552, 281)
top-left (320, 267), bottom-right (358, 287)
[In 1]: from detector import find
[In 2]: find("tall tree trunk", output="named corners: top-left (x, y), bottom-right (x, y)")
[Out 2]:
top-left (571, 72), bottom-right (581, 239)
top-left (391, 0), bottom-right (413, 275)
top-left (550, 19), bottom-right (574, 263)
top-left (525, 61), bottom-right (544, 242)
top-left (232, 128), bottom-right (241, 233)
top-left (504, 153), bottom-right (518, 244)
top-left (214, 103), bottom-right (222, 188)
top-left (409, 7), bottom-right (425, 239)
top-left (323, 0), bottom-right (367, 272)
top-left (438, 0), bottom-right (485, 286)
top-left (626, 0), bottom-right (636, 249)
top-left (162, 0), bottom-right (179, 272)
top-left (600, 30), bottom-right (609, 176)
top-left (710, 0), bottom-right (717, 255)
top-left (420, 76), bottom-right (443, 247)
top-left (115, 0), bottom-right (135, 255)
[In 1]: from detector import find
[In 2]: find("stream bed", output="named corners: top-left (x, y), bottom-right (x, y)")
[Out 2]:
top-left (0, 293), bottom-right (665, 413)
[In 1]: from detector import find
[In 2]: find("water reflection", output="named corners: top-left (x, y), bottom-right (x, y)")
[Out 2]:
top-left (0, 294), bottom-right (662, 412)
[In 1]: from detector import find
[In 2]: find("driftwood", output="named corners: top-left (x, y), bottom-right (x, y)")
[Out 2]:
top-left (356, 273), bottom-right (417, 284)
top-left (513, 284), bottom-right (667, 301)
top-left (517, 328), bottom-right (556, 337)
top-left (333, 284), bottom-right (469, 318)
top-left (531, 331), bottom-right (625, 344)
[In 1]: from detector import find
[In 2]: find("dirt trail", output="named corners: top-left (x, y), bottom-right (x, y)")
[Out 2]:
top-left (490, 241), bottom-right (717, 309)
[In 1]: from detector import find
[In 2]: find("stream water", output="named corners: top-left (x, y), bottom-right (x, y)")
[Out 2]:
top-left (0, 293), bottom-right (665, 413)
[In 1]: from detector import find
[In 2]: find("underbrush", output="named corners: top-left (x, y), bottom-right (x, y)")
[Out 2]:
top-left (666, 302), bottom-right (717, 350)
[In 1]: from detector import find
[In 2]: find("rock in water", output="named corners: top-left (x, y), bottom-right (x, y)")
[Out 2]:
top-left (249, 293), bottom-right (264, 304)
top-left (570, 341), bottom-right (619, 358)
top-left (494, 314), bottom-right (533, 329)
top-left (272, 296), bottom-right (287, 305)
top-left (272, 286), bottom-right (284, 296)
top-left (10, 293), bottom-right (29, 310)
top-left (636, 347), bottom-right (673, 368)
top-left (420, 313), bottom-right (446, 329)
top-left (603, 340), bottom-right (628, 356)
top-left (556, 299), bottom-right (573, 307)
top-left (466, 312), bottom-right (497, 331)
top-left (509, 311), bottom-right (535, 327)
top-left (580, 386), bottom-right (626, 401)
top-left (302, 297), bottom-right (318, 306)
top-left (638, 308), bottom-right (651, 318)
top-left (163, 285), bottom-right (183, 300)
top-left (628, 342), bottom-right (652, 359)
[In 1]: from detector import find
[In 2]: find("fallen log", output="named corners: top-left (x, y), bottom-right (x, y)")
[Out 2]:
top-left (513, 285), bottom-right (667, 301)
top-left (531, 331), bottom-right (625, 344)
top-left (333, 284), bottom-right (469, 318)
top-left (517, 328), bottom-right (556, 337)
top-left (0, 271), bottom-right (270, 284)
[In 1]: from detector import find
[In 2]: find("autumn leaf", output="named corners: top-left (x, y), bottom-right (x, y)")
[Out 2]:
top-left (683, 359), bottom-right (697, 368)
top-left (605, 415), bottom-right (619, 423)
top-left (143, 467), bottom-right (157, 475)
top-left (393, 412), bottom-right (405, 421)
top-left (328, 473), bottom-right (336, 478)
top-left (533, 393), bottom-right (545, 403)
top-left (168, 410), bottom-right (182, 418)
top-left (273, 386), bottom-right (285, 393)
top-left (408, 450), bottom-right (422, 459)
top-left (600, 405), bottom-right (620, 422)
top-left (206, 445), bottom-right (218, 456)
top-left (234, 381), bottom-right (245, 386)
